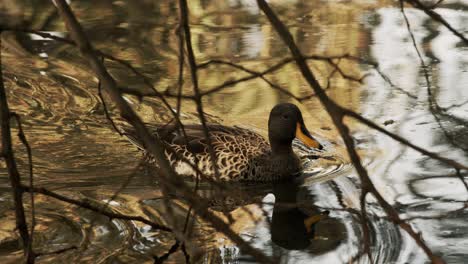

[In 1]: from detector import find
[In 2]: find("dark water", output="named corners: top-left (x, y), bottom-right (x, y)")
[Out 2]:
top-left (1, 0), bottom-right (467, 263)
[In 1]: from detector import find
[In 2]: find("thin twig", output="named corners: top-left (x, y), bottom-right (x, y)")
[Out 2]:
top-left (153, 241), bottom-right (180, 264)
top-left (430, 0), bottom-right (445, 9)
top-left (176, 23), bottom-right (185, 119)
top-left (10, 113), bottom-right (36, 262)
top-left (456, 169), bottom-right (468, 193)
top-left (97, 61), bottom-right (123, 135)
top-left (359, 190), bottom-right (374, 263)
top-left (0, 30), bottom-right (35, 263)
top-left (178, 0), bottom-right (220, 178)
top-left (404, 0), bottom-right (468, 45)
top-left (181, 243), bottom-right (191, 264)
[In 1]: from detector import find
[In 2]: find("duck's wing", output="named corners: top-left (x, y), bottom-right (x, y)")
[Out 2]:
top-left (123, 123), bottom-right (263, 154)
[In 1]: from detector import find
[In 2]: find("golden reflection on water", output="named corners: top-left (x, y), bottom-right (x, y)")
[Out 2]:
top-left (0, 1), bottom-right (376, 263)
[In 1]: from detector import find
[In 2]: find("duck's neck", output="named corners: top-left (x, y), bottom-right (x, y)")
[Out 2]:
top-left (270, 140), bottom-right (294, 155)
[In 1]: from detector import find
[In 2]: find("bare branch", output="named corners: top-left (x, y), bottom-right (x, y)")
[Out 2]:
top-left (178, 0), bottom-right (220, 178)
top-left (404, 0), bottom-right (468, 45)
top-left (97, 64), bottom-right (124, 135)
top-left (429, 0), bottom-right (445, 9)
top-left (255, 1), bottom-right (446, 262)
top-left (0, 30), bottom-right (35, 263)
top-left (50, 1), bottom-right (273, 262)
top-left (153, 241), bottom-right (180, 264)
top-left (10, 113), bottom-right (36, 262)
top-left (359, 190), bottom-right (374, 264)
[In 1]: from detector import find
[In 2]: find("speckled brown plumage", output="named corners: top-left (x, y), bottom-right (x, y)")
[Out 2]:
top-left (126, 124), bottom-right (301, 181)
top-left (124, 103), bottom-right (322, 182)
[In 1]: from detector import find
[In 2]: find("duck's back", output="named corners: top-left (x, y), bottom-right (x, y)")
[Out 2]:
top-left (125, 124), bottom-right (275, 181)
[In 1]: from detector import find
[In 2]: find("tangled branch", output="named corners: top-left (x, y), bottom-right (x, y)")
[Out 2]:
top-left (255, 1), bottom-right (450, 263)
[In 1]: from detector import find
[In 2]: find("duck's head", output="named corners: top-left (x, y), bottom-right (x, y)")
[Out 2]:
top-left (268, 103), bottom-right (322, 153)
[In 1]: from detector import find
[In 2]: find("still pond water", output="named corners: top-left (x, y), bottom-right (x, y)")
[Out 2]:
top-left (1, 0), bottom-right (468, 263)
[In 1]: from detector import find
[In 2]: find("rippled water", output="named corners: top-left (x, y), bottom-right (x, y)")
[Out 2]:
top-left (1, 0), bottom-right (467, 263)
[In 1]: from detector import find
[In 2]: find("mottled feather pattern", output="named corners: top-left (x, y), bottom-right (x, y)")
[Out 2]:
top-left (128, 124), bottom-right (301, 181)
top-left (124, 103), bottom-right (324, 182)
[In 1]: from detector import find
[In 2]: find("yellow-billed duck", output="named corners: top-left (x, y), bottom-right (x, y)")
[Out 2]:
top-left (124, 103), bottom-right (322, 181)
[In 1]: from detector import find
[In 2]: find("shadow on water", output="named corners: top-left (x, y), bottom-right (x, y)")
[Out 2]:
top-left (269, 181), bottom-right (337, 251)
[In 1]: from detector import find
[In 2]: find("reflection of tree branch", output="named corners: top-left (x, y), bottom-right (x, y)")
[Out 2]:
top-left (345, 55), bottom-right (418, 99)
top-left (404, 0), bottom-right (468, 45)
top-left (400, 1), bottom-right (468, 159)
top-left (456, 169), bottom-right (468, 193)
top-left (255, 1), bottom-right (447, 263)
top-left (198, 59), bottom-right (317, 101)
top-left (344, 109), bottom-right (468, 171)
top-left (0, 27), bottom-right (189, 129)
top-left (0, 30), bottom-right (35, 263)
top-left (197, 55), bottom-right (333, 97)
top-left (1, 27), bottom-right (417, 102)
top-left (400, 0), bottom-right (432, 98)
top-left (440, 99), bottom-right (468, 111)
top-left (197, 54), bottom-right (416, 99)
top-left (404, 202), bottom-right (468, 221)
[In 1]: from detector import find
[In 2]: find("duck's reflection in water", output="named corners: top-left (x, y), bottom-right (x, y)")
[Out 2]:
top-left (270, 180), bottom-right (346, 253)
top-left (152, 177), bottom-right (348, 261)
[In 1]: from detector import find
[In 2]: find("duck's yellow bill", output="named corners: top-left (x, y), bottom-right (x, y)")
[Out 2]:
top-left (296, 122), bottom-right (321, 149)
top-left (304, 214), bottom-right (328, 233)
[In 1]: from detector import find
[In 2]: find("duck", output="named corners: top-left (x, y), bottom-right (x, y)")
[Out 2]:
top-left (124, 103), bottom-right (323, 181)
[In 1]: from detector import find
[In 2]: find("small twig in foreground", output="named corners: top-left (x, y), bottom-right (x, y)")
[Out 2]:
top-left (153, 241), bottom-right (180, 264)
top-left (10, 113), bottom-right (36, 262)
top-left (0, 30), bottom-right (35, 263)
